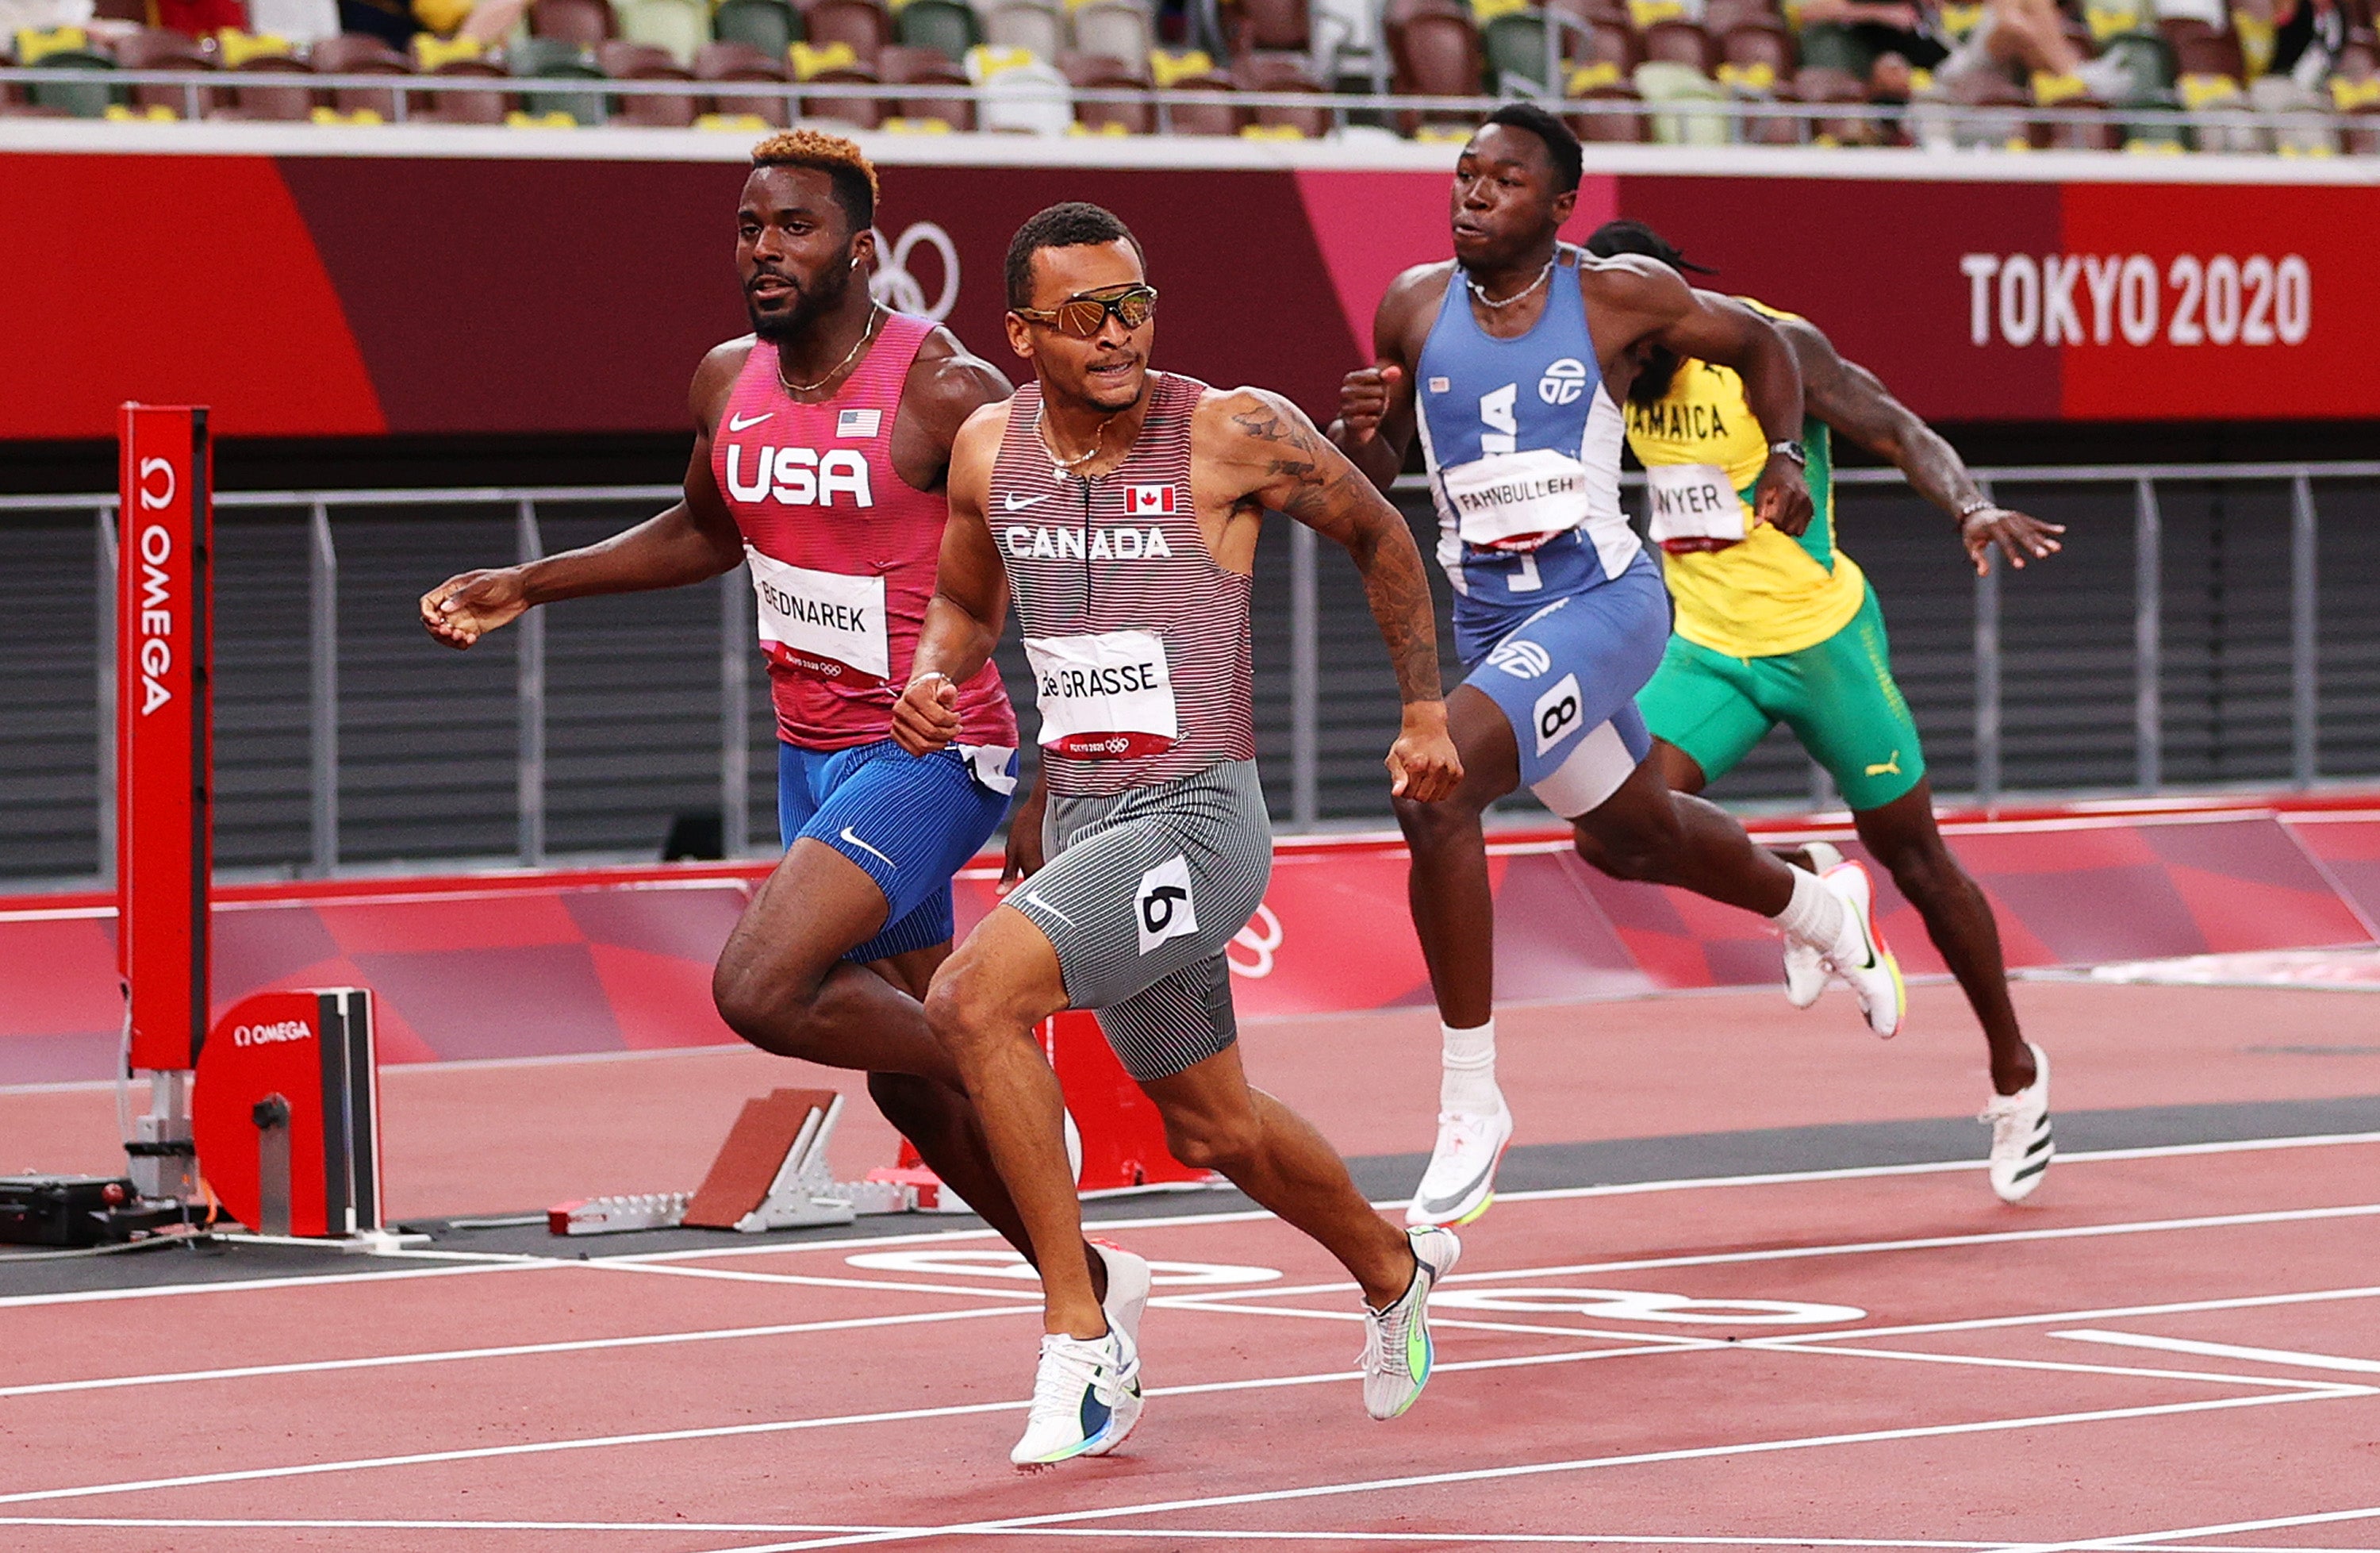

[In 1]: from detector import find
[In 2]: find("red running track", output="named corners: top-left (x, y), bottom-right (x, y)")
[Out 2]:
top-left (3, 1128), bottom-right (2378, 1551)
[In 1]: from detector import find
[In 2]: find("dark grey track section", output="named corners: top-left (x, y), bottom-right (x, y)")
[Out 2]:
top-left (6, 1094), bottom-right (2375, 1300)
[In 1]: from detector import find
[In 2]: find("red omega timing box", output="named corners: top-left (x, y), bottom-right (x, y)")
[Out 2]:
top-left (192, 990), bottom-right (383, 1238)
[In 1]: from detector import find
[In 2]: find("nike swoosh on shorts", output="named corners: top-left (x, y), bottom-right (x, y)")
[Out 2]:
top-left (1021, 890), bottom-right (1076, 928)
top-left (839, 827), bottom-right (896, 868)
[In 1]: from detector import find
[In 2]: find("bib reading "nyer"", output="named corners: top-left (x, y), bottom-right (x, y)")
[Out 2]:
top-left (1645, 462), bottom-right (1748, 550)
top-left (1023, 629), bottom-right (1178, 759)
top-left (747, 546), bottom-right (890, 682)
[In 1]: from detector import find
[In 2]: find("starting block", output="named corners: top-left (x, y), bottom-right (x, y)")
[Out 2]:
top-left (191, 988), bottom-right (411, 1247)
top-left (549, 1012), bottom-right (1219, 1236)
top-left (551, 1088), bottom-right (910, 1236)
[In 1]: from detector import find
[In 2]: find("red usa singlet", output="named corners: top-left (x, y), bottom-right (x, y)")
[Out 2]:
top-left (712, 312), bottom-right (1017, 751)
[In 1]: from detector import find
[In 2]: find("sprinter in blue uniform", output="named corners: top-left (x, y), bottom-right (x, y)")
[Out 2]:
top-left (1330, 106), bottom-right (1907, 1228)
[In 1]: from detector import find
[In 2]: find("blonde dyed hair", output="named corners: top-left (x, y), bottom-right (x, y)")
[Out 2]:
top-left (750, 129), bottom-right (879, 231)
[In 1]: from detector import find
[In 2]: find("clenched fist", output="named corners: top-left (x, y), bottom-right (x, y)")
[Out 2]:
top-left (421, 568), bottom-right (530, 649)
top-left (1337, 362), bottom-right (1406, 446)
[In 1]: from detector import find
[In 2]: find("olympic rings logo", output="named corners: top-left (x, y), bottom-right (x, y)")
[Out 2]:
top-left (869, 221), bottom-right (961, 322)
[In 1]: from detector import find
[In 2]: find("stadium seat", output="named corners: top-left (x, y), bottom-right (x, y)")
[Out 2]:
top-left (2035, 90), bottom-right (2123, 147)
top-left (1565, 62), bottom-right (1647, 138)
top-left (618, 0), bottom-right (712, 66)
top-left (1794, 21), bottom-right (1874, 75)
top-left (415, 56), bottom-right (510, 122)
top-left (1740, 75), bottom-right (1802, 140)
top-left (1544, 0), bottom-right (1629, 33)
top-left (697, 38), bottom-right (794, 123)
top-left (2177, 70), bottom-right (2263, 150)
top-left (1931, 64), bottom-right (2036, 148)
top-left (880, 41), bottom-right (972, 125)
top-left (1071, 0), bottom-right (1154, 67)
top-left (1700, 0), bottom-right (1779, 34)
top-left (1307, 0), bottom-right (1377, 83)
top-left (1793, 63), bottom-right (1874, 142)
top-left (1639, 17), bottom-right (1717, 75)
top-left (312, 32), bottom-right (411, 118)
top-left (1060, 47), bottom-right (1152, 130)
top-left (714, 0), bottom-right (800, 58)
top-left (804, 63), bottom-right (885, 125)
top-left (1633, 57), bottom-right (1726, 141)
top-left (116, 28), bottom-right (213, 118)
top-left (1480, 10), bottom-right (1559, 94)
top-left (1233, 49), bottom-right (1332, 133)
top-left (1230, 0), bottom-right (1310, 57)
top-left (982, 0), bottom-right (1065, 60)
top-left (510, 36), bottom-right (609, 124)
top-left (977, 56), bottom-right (1071, 130)
top-left (23, 44), bottom-right (118, 118)
top-left (1572, 16), bottom-right (1641, 73)
top-left (1718, 17), bottom-right (1793, 81)
top-left (1384, 0), bottom-right (1487, 113)
top-left (600, 40), bottom-right (701, 123)
top-left (530, 0), bottom-right (616, 46)
top-left (214, 53), bottom-right (318, 121)
top-left (800, 0), bottom-right (892, 67)
top-left (894, 0), bottom-right (981, 61)
top-left (2170, 27), bottom-right (2245, 81)
top-left (1156, 64), bottom-right (1245, 132)
top-left (2096, 29), bottom-right (2175, 96)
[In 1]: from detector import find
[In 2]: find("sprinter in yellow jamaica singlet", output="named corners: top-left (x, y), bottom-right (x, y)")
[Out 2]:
top-left (1587, 218), bottom-right (2067, 1205)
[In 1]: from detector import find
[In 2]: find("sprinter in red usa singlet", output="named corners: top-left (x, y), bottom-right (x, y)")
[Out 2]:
top-left (418, 133), bottom-right (1144, 1324)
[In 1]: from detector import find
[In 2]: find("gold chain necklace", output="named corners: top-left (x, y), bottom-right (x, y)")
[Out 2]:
top-left (1035, 403), bottom-right (1109, 471)
top-left (776, 304), bottom-right (881, 395)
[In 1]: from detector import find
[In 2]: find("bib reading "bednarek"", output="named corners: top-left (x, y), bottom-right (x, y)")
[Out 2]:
top-left (746, 545), bottom-right (889, 682)
top-left (1023, 629), bottom-right (1178, 759)
top-left (1442, 447), bottom-right (1591, 552)
top-left (1645, 462), bottom-right (1749, 551)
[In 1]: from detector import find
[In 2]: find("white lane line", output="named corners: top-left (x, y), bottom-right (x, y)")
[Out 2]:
top-left (1980, 1505), bottom-right (2380, 1553)
top-left (0, 1341), bottom-right (1689, 1506)
top-left (1746, 1340), bottom-right (2374, 1394)
top-left (0, 1524), bottom-right (2369, 1553)
top-left (0, 1256), bottom-right (567, 1311)
top-left (12, 1130), bottom-right (2375, 1305)
top-left (1147, 1298), bottom-right (1722, 1345)
top-left (1165, 1204), bottom-right (2380, 1307)
top-left (2049, 1330), bottom-right (2380, 1377)
top-left (586, 1261), bottom-right (1045, 1301)
top-left (0, 1304), bottom-right (1037, 1400)
top-left (1754, 1286), bottom-right (2380, 1348)
top-left (682, 1391), bottom-right (2363, 1553)
top-left (608, 1130), bottom-right (2380, 1271)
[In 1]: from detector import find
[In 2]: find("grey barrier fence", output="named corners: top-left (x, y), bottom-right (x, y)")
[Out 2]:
top-left (1, 458), bottom-right (2374, 886)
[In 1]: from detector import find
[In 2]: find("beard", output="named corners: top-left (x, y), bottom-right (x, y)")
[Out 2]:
top-left (747, 255), bottom-right (855, 344)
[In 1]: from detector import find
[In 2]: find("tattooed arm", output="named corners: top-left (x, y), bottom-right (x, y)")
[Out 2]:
top-left (1779, 314), bottom-right (2065, 576)
top-left (1194, 386), bottom-right (1462, 802)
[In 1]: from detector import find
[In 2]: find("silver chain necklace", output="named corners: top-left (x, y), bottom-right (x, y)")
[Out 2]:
top-left (1465, 259), bottom-right (1553, 310)
top-left (776, 304), bottom-right (881, 395)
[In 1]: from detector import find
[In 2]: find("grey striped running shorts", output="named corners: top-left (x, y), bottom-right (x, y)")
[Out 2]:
top-left (1004, 759), bottom-right (1273, 1082)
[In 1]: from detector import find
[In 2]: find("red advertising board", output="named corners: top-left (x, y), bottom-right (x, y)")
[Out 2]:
top-left (3, 152), bottom-right (2375, 440)
top-left (117, 404), bottom-right (212, 1074)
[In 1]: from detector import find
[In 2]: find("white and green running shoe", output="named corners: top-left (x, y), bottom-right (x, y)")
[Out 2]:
top-left (1781, 840), bottom-right (1844, 1009)
top-left (1361, 1225), bottom-right (1461, 1420)
top-left (1009, 1328), bottom-right (1141, 1468)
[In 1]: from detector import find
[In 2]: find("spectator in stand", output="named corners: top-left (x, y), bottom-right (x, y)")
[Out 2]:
top-left (338, 0), bottom-right (416, 46)
top-left (2267, 0), bottom-right (2346, 84)
top-left (1793, 0), bottom-right (1956, 86)
top-left (1934, 0), bottom-right (2134, 93)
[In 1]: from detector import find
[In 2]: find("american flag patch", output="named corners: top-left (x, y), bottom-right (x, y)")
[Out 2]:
top-left (1125, 484), bottom-right (1177, 515)
top-left (836, 409), bottom-right (881, 438)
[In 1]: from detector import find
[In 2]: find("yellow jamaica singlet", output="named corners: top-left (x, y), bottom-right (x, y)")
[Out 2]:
top-left (1622, 298), bottom-right (1866, 659)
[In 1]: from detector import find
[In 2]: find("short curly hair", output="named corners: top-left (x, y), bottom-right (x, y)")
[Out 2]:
top-left (1004, 202), bottom-right (1145, 309)
top-left (749, 129), bottom-right (878, 234)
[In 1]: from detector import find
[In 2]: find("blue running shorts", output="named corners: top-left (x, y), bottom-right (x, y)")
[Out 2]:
top-left (1459, 556), bottom-right (1669, 819)
top-left (777, 739), bottom-right (1017, 963)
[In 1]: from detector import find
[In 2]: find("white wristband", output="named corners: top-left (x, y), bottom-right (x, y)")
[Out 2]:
top-left (908, 671), bottom-right (954, 693)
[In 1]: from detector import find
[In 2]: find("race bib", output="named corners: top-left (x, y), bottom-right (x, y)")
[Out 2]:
top-left (747, 546), bottom-right (889, 682)
top-left (1023, 630), bottom-right (1177, 759)
top-left (1645, 463), bottom-right (1749, 551)
top-left (1442, 448), bottom-right (1590, 553)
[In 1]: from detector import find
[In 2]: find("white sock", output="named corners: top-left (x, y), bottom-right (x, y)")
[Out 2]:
top-left (1772, 864), bottom-right (1846, 950)
top-left (1440, 1018), bottom-right (1500, 1114)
